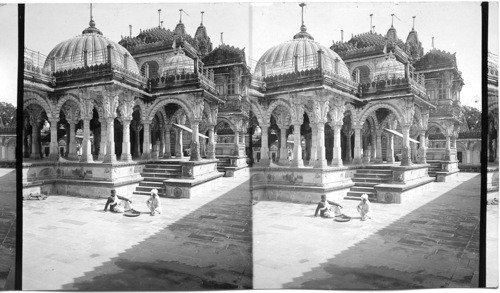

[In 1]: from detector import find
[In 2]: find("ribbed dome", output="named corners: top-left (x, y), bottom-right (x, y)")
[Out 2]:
top-left (162, 48), bottom-right (194, 76)
top-left (254, 26), bottom-right (350, 79)
top-left (43, 20), bottom-right (139, 73)
top-left (373, 51), bottom-right (405, 81)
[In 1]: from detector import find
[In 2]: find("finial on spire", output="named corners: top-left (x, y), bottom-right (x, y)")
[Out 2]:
top-left (90, 3), bottom-right (93, 21)
top-left (370, 14), bottom-right (373, 33)
top-left (129, 25), bottom-right (132, 37)
top-left (201, 11), bottom-right (204, 25)
top-left (391, 14), bottom-right (394, 27)
top-left (158, 9), bottom-right (161, 28)
top-left (220, 32), bottom-right (224, 44)
top-left (372, 26), bottom-right (375, 33)
top-left (412, 16), bottom-right (416, 30)
top-left (432, 37), bottom-right (435, 49)
top-left (341, 29), bottom-right (343, 42)
top-left (299, 3), bottom-right (306, 26)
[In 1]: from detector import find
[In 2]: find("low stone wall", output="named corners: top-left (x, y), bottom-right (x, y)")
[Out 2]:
top-left (375, 164), bottom-right (434, 203)
top-left (250, 166), bottom-right (356, 203)
top-left (22, 161), bottom-right (144, 198)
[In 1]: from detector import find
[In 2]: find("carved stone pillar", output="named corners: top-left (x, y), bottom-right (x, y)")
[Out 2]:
top-left (291, 123), bottom-right (303, 167)
top-left (190, 120), bottom-right (201, 161)
top-left (465, 149), bottom-right (471, 164)
top-left (344, 129), bottom-right (353, 164)
top-left (234, 130), bottom-right (240, 155)
top-left (331, 124), bottom-right (343, 167)
top-left (314, 122), bottom-right (327, 168)
top-left (207, 126), bottom-right (216, 160)
top-left (48, 118), bottom-right (59, 160)
top-left (375, 130), bottom-right (383, 163)
top-left (370, 133), bottom-right (376, 163)
top-left (401, 125), bottom-right (412, 166)
top-left (353, 126), bottom-right (363, 165)
top-left (98, 119), bottom-right (107, 161)
top-left (451, 136), bottom-right (457, 149)
top-left (259, 124), bottom-right (270, 166)
top-left (80, 118), bottom-right (94, 163)
top-left (164, 125), bottom-right (172, 158)
top-left (133, 123), bottom-right (142, 158)
top-left (175, 128), bottom-right (184, 158)
top-left (141, 120), bottom-right (152, 160)
top-left (386, 133), bottom-right (395, 163)
top-left (67, 120), bottom-right (79, 161)
top-left (121, 118), bottom-right (133, 162)
top-left (310, 123), bottom-right (318, 163)
top-left (102, 117), bottom-right (116, 163)
top-left (445, 135), bottom-right (452, 161)
top-left (30, 118), bottom-right (41, 160)
top-left (159, 127), bottom-right (165, 158)
top-left (278, 126), bottom-right (289, 165)
top-left (417, 131), bottom-right (427, 164)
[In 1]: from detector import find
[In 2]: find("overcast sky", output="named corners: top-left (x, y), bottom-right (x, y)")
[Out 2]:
top-left (0, 4), bottom-right (18, 106)
top-left (2, 2), bottom-right (498, 109)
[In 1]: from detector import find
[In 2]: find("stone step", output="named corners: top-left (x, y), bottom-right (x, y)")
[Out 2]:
top-left (142, 176), bottom-right (180, 183)
top-left (345, 191), bottom-right (377, 200)
top-left (145, 164), bottom-right (182, 169)
top-left (352, 177), bottom-right (391, 184)
top-left (139, 181), bottom-right (164, 188)
top-left (351, 186), bottom-right (375, 193)
top-left (143, 168), bottom-right (182, 174)
top-left (136, 186), bottom-right (166, 193)
top-left (352, 182), bottom-right (379, 188)
top-left (353, 173), bottom-right (392, 180)
top-left (133, 190), bottom-right (166, 197)
top-left (356, 169), bottom-right (393, 175)
top-left (141, 172), bottom-right (181, 179)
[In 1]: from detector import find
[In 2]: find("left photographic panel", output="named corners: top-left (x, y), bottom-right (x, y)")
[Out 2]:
top-left (23, 3), bottom-right (252, 291)
top-left (0, 3), bottom-right (18, 291)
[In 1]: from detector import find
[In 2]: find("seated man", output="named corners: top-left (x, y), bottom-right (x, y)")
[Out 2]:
top-left (146, 188), bottom-right (162, 216)
top-left (357, 193), bottom-right (372, 221)
top-left (104, 189), bottom-right (134, 213)
top-left (314, 194), bottom-right (345, 218)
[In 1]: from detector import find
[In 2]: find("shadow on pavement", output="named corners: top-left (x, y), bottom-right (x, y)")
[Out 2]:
top-left (62, 179), bottom-right (252, 291)
top-left (283, 175), bottom-right (480, 289)
top-left (0, 169), bottom-right (16, 291)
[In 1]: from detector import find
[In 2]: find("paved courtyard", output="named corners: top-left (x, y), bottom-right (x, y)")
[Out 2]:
top-left (0, 169), bottom-right (16, 290)
top-left (254, 173), bottom-right (481, 289)
top-left (23, 174), bottom-right (252, 290)
top-left (487, 203), bottom-right (499, 288)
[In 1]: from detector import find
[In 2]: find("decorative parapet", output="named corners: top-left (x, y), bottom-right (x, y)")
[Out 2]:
top-left (360, 76), bottom-right (426, 97)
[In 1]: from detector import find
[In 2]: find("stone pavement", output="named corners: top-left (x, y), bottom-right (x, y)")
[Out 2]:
top-left (254, 173), bottom-right (481, 289)
top-left (0, 169), bottom-right (16, 290)
top-left (23, 174), bottom-right (252, 290)
top-left (487, 204), bottom-right (498, 288)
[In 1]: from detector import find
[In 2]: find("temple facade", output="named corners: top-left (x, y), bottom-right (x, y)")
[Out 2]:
top-left (22, 5), bottom-right (478, 202)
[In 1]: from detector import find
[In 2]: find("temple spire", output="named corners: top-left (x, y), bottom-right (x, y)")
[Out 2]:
top-left (370, 13), bottom-right (373, 33)
top-left (299, 3), bottom-right (306, 26)
top-left (158, 9), bottom-right (161, 28)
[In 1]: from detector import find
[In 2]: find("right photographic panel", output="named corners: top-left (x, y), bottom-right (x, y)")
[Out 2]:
top-left (249, 1), bottom-right (496, 289)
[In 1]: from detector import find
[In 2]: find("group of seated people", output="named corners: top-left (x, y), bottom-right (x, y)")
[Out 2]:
top-left (104, 188), bottom-right (162, 216)
top-left (314, 194), bottom-right (372, 221)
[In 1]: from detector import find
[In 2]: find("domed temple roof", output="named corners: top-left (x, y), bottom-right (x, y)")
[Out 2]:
top-left (44, 19), bottom-right (139, 73)
top-left (162, 48), bottom-right (194, 76)
top-left (254, 25), bottom-right (350, 79)
top-left (373, 51), bottom-right (405, 81)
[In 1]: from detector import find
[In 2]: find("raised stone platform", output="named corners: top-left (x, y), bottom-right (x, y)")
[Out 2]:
top-left (250, 166), bottom-right (356, 203)
top-left (22, 160), bottom-right (144, 198)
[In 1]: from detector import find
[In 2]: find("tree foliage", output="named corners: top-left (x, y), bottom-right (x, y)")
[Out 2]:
top-left (461, 105), bottom-right (481, 131)
top-left (0, 102), bottom-right (16, 127)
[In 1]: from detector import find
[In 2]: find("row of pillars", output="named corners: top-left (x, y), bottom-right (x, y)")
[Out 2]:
top-left (257, 121), bottom-right (432, 167)
top-left (25, 117), bottom-right (222, 163)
